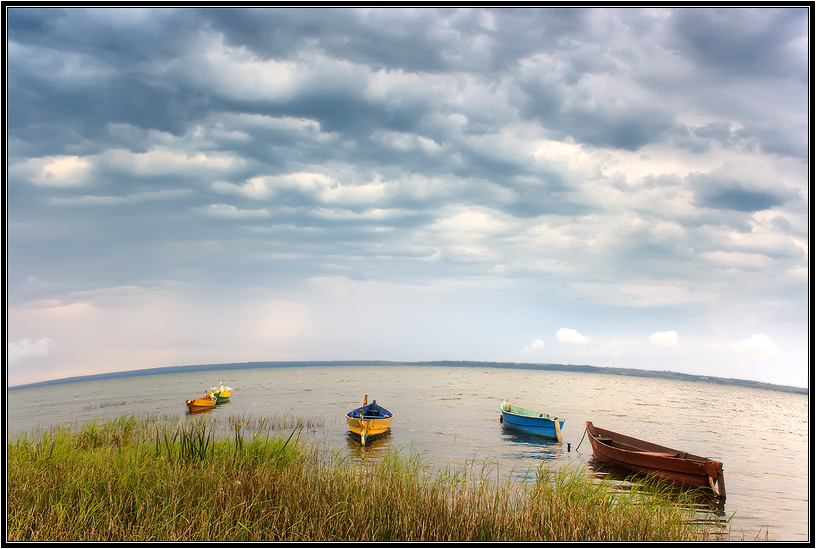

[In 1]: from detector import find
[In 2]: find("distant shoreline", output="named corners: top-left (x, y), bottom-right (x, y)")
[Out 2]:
top-left (8, 360), bottom-right (808, 395)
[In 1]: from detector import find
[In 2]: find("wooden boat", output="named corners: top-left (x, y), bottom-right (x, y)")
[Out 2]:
top-left (346, 395), bottom-right (393, 446)
top-left (585, 421), bottom-right (725, 498)
top-left (206, 382), bottom-right (232, 404)
top-left (500, 399), bottom-right (564, 441)
top-left (185, 394), bottom-right (217, 413)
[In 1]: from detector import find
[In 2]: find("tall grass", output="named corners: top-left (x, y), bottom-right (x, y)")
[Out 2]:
top-left (7, 415), bottom-right (728, 542)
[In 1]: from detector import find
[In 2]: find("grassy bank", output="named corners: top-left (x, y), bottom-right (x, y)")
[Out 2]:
top-left (7, 414), bottom-right (725, 542)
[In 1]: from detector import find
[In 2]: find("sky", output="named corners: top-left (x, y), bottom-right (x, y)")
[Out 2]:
top-left (5, 7), bottom-right (811, 388)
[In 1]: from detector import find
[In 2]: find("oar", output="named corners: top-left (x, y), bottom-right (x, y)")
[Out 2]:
top-left (554, 417), bottom-right (563, 443)
top-left (360, 395), bottom-right (368, 446)
top-left (361, 417), bottom-right (369, 447)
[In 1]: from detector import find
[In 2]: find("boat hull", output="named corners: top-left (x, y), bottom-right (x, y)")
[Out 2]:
top-left (207, 385), bottom-right (232, 404)
top-left (585, 421), bottom-right (725, 498)
top-left (346, 401), bottom-right (393, 445)
top-left (186, 395), bottom-right (217, 413)
top-left (346, 416), bottom-right (392, 440)
top-left (211, 390), bottom-right (230, 404)
top-left (500, 400), bottom-right (564, 440)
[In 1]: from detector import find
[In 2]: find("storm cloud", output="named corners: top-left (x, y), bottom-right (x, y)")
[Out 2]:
top-left (6, 7), bottom-right (810, 388)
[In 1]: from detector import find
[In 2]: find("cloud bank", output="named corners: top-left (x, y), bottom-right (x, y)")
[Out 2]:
top-left (6, 8), bottom-right (809, 388)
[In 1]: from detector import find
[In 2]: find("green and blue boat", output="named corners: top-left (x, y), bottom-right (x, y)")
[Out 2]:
top-left (500, 399), bottom-right (564, 441)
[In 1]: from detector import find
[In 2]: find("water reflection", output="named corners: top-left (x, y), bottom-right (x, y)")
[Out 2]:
top-left (500, 425), bottom-right (566, 461)
top-left (345, 430), bottom-right (392, 462)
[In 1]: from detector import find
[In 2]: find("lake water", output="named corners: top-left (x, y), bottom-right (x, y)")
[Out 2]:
top-left (6, 364), bottom-right (810, 542)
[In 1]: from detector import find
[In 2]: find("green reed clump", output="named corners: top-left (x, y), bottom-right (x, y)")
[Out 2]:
top-left (527, 463), bottom-right (717, 541)
top-left (226, 411), bottom-right (326, 431)
top-left (8, 415), bottom-right (725, 542)
top-left (75, 414), bottom-right (153, 449)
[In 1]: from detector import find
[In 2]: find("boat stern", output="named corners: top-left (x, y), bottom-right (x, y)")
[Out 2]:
top-left (705, 459), bottom-right (726, 499)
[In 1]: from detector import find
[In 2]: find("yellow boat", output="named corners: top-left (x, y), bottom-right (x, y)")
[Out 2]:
top-left (185, 394), bottom-right (217, 413)
top-left (346, 395), bottom-right (393, 446)
top-left (206, 382), bottom-right (232, 404)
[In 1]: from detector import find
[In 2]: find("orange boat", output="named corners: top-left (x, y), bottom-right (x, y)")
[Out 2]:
top-left (186, 394), bottom-right (217, 413)
top-left (585, 421), bottom-right (725, 498)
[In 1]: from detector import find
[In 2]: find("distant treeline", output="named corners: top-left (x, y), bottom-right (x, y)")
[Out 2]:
top-left (9, 360), bottom-right (808, 395)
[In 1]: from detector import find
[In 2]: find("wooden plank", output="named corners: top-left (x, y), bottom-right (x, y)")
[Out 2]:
top-left (717, 470), bottom-right (726, 499)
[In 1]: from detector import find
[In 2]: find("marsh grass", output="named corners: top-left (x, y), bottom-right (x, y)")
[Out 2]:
top-left (8, 415), bottom-right (727, 542)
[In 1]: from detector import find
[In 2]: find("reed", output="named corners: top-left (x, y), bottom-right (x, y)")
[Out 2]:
top-left (7, 415), bottom-right (727, 542)
top-left (99, 400), bottom-right (127, 408)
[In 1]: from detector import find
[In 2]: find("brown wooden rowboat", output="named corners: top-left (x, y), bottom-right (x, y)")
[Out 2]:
top-left (585, 421), bottom-right (725, 499)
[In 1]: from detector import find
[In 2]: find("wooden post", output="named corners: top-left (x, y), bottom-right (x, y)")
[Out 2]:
top-left (717, 470), bottom-right (726, 500)
top-left (554, 419), bottom-right (563, 443)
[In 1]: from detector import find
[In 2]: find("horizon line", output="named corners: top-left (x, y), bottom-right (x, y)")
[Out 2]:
top-left (7, 360), bottom-right (808, 394)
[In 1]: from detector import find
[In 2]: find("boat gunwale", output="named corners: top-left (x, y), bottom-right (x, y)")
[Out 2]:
top-left (586, 421), bottom-right (710, 462)
top-left (501, 408), bottom-right (561, 421)
top-left (500, 399), bottom-right (562, 422)
top-left (346, 404), bottom-right (393, 421)
top-left (186, 395), bottom-right (217, 405)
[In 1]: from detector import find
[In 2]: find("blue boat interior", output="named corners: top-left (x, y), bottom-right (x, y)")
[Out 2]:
top-left (348, 400), bottom-right (393, 419)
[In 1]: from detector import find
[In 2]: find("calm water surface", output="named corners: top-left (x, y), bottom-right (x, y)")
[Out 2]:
top-left (6, 365), bottom-right (810, 542)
